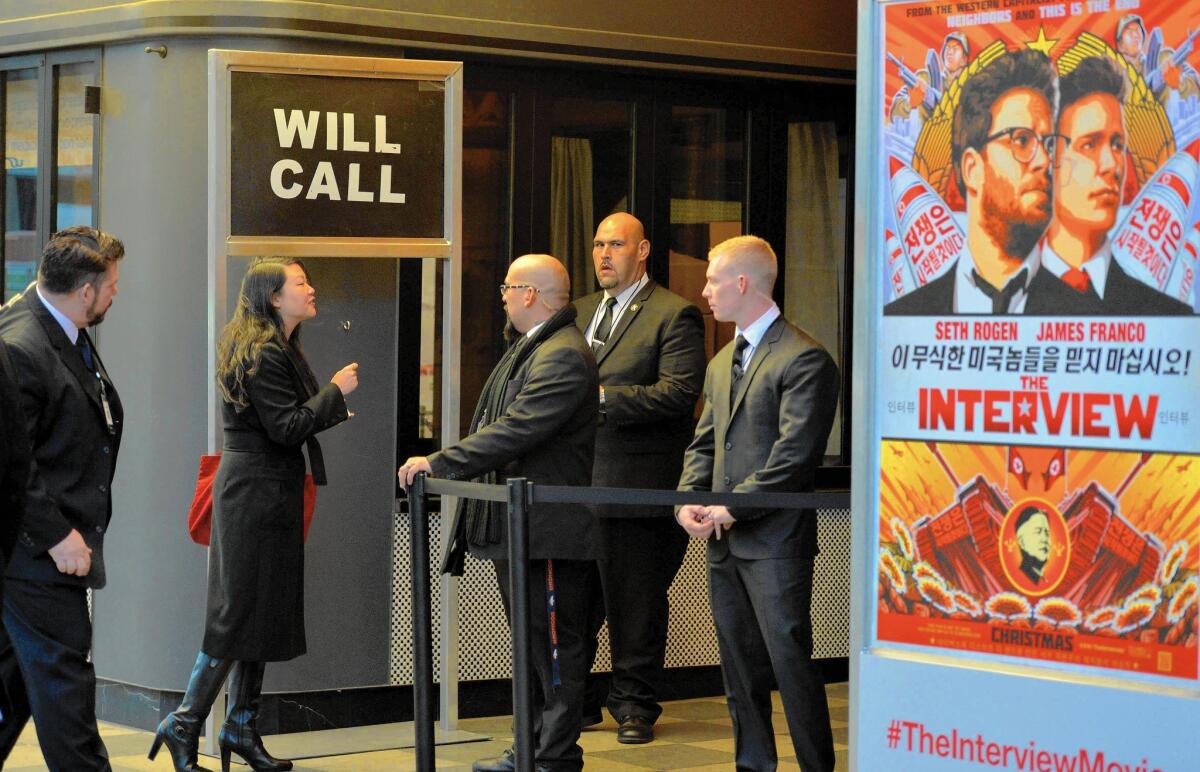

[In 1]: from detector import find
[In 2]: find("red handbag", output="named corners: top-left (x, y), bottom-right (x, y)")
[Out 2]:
top-left (187, 454), bottom-right (317, 545)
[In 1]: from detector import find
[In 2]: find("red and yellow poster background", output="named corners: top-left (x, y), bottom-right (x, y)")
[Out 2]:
top-left (878, 441), bottom-right (1199, 678)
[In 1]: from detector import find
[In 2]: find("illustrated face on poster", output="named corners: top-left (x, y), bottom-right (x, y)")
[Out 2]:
top-left (874, 0), bottom-right (1200, 683)
top-left (1001, 501), bottom-right (1070, 595)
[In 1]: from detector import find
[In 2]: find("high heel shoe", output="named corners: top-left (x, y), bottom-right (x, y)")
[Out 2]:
top-left (218, 660), bottom-right (292, 772)
top-left (148, 651), bottom-right (232, 772)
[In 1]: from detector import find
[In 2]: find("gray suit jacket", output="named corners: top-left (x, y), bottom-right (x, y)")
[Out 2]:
top-left (574, 281), bottom-right (705, 517)
top-left (678, 314), bottom-right (839, 560)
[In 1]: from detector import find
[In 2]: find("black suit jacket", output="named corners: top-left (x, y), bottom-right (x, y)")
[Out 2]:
top-left (0, 287), bottom-right (123, 589)
top-left (883, 259), bottom-right (1099, 315)
top-left (1004, 256), bottom-right (1194, 315)
top-left (0, 337), bottom-right (30, 567)
top-left (574, 281), bottom-right (705, 517)
top-left (431, 305), bottom-right (599, 561)
top-left (1102, 259), bottom-right (1193, 315)
top-left (678, 315), bottom-right (840, 560)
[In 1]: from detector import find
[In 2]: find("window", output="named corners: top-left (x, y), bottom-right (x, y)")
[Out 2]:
top-left (0, 50), bottom-right (99, 303)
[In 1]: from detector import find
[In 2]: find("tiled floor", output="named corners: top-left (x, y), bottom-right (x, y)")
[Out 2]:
top-left (8, 683), bottom-right (849, 770)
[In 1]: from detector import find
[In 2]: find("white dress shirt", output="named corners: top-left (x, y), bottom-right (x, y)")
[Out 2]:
top-left (36, 284), bottom-right (80, 344)
top-left (1039, 239), bottom-right (1111, 299)
top-left (953, 251), bottom-right (1041, 313)
top-left (734, 303), bottom-right (782, 370)
top-left (584, 272), bottom-right (650, 346)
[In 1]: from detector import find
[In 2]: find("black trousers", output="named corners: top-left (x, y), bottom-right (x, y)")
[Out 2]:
top-left (493, 558), bottom-right (590, 772)
top-left (0, 578), bottom-right (111, 771)
top-left (584, 516), bottom-right (689, 722)
top-left (708, 555), bottom-right (834, 772)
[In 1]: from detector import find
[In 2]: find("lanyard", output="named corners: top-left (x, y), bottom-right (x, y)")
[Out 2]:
top-left (80, 336), bottom-right (116, 436)
top-left (96, 372), bottom-right (116, 436)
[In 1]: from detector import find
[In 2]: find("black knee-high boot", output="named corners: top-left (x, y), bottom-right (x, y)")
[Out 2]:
top-left (148, 652), bottom-right (233, 772)
top-left (218, 661), bottom-right (292, 772)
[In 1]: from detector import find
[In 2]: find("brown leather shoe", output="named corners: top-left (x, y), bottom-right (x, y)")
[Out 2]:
top-left (617, 715), bottom-right (654, 744)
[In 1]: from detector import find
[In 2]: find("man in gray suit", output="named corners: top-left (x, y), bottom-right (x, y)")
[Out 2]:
top-left (399, 254), bottom-right (598, 772)
top-left (575, 213), bottom-right (705, 743)
top-left (678, 235), bottom-right (839, 772)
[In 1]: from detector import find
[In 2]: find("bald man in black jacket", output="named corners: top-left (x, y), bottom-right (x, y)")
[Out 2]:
top-left (400, 254), bottom-right (599, 772)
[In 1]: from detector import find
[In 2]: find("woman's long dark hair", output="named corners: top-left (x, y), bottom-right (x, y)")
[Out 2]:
top-left (216, 257), bottom-right (309, 410)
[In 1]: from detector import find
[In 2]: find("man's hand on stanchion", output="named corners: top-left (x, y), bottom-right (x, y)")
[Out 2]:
top-left (398, 456), bottom-right (433, 491)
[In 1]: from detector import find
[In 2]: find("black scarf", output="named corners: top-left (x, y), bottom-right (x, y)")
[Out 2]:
top-left (443, 304), bottom-right (578, 574)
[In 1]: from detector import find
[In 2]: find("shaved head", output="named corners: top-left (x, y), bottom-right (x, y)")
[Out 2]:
top-left (598, 212), bottom-right (645, 241)
top-left (503, 254), bottom-right (570, 332)
top-left (510, 254), bottom-right (570, 306)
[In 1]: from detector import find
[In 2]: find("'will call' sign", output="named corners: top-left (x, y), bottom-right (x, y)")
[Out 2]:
top-left (230, 71), bottom-right (444, 239)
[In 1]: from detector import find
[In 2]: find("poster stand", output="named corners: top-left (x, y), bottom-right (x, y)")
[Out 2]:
top-left (851, 3), bottom-right (1200, 769)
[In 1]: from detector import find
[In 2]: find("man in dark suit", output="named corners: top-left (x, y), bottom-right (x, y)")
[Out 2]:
top-left (0, 226), bottom-right (125, 771)
top-left (678, 236), bottom-right (839, 772)
top-left (1038, 56), bottom-right (1193, 315)
top-left (574, 213), bottom-right (705, 743)
top-left (886, 49), bottom-right (1095, 317)
top-left (400, 254), bottom-right (598, 772)
top-left (0, 336), bottom-right (30, 585)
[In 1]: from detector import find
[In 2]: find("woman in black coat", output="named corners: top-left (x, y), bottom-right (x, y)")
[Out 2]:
top-left (150, 257), bottom-right (358, 772)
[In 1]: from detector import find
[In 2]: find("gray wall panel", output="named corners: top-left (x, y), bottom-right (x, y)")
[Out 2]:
top-left (92, 38), bottom-right (215, 691)
top-left (91, 36), bottom-right (412, 692)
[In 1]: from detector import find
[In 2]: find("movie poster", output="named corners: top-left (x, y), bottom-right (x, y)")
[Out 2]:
top-left (876, 0), bottom-right (1200, 680)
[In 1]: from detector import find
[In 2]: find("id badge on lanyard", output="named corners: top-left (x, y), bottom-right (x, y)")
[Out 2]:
top-left (96, 372), bottom-right (116, 435)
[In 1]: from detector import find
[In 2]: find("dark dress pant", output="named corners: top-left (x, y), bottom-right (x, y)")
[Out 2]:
top-left (708, 554), bottom-right (834, 772)
top-left (584, 516), bottom-right (689, 722)
top-left (0, 578), bottom-right (111, 771)
top-left (493, 557), bottom-right (590, 772)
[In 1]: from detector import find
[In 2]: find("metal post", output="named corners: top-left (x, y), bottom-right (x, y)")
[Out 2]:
top-left (410, 474), bottom-right (436, 771)
top-left (506, 478), bottom-right (534, 772)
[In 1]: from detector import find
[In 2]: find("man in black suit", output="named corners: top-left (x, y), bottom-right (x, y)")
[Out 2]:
top-left (400, 254), bottom-right (598, 772)
top-left (0, 336), bottom-right (30, 586)
top-left (0, 226), bottom-right (125, 771)
top-left (678, 236), bottom-right (840, 772)
top-left (1038, 56), bottom-right (1193, 315)
top-left (886, 49), bottom-right (1094, 316)
top-left (575, 213), bottom-right (705, 743)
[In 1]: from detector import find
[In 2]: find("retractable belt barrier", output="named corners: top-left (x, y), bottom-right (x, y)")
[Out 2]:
top-left (402, 474), bottom-right (851, 772)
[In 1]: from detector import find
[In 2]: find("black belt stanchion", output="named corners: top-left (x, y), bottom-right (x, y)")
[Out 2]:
top-left (407, 477), bottom-right (850, 770)
top-left (507, 477), bottom-right (535, 772)
top-left (409, 473), bottom-right (436, 772)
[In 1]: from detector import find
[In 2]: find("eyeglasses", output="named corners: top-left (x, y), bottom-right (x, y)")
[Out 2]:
top-left (499, 283), bottom-right (539, 294)
top-left (1053, 133), bottom-right (1127, 168)
top-left (981, 127), bottom-right (1061, 165)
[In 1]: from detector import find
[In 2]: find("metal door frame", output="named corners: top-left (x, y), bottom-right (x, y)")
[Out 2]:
top-left (206, 49), bottom-right (464, 748)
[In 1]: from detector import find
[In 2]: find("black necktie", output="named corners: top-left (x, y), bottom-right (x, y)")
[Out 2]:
top-left (973, 268), bottom-right (1029, 314)
top-left (77, 332), bottom-right (96, 373)
top-left (591, 297), bottom-right (617, 356)
top-left (730, 334), bottom-right (750, 401)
